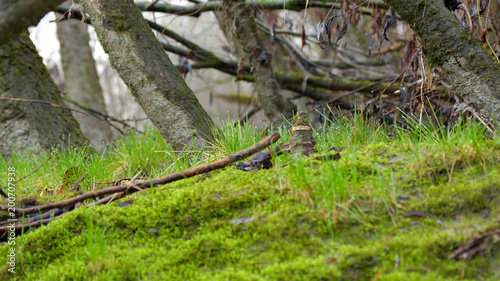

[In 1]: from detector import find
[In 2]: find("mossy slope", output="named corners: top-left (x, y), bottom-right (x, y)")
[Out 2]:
top-left (1, 126), bottom-right (500, 280)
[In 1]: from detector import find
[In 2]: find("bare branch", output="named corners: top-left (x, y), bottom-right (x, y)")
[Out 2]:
top-left (0, 96), bottom-right (89, 116)
top-left (237, 72), bottom-right (400, 95)
top-left (63, 95), bottom-right (142, 134)
top-left (134, 1), bottom-right (389, 17)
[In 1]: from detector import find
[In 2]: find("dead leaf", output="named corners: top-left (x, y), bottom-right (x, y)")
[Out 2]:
top-left (37, 186), bottom-right (53, 196)
top-left (382, 8), bottom-right (397, 41)
top-left (335, 15), bottom-right (349, 44)
top-left (325, 256), bottom-right (337, 264)
top-left (58, 166), bottom-right (80, 195)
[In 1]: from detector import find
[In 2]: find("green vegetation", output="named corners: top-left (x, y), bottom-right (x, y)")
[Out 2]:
top-left (1, 115), bottom-right (499, 280)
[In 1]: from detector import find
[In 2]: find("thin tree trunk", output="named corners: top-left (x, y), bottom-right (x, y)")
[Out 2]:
top-left (0, 31), bottom-right (87, 159)
top-left (74, 0), bottom-right (215, 150)
top-left (385, 0), bottom-right (500, 124)
top-left (221, 0), bottom-right (296, 124)
top-left (0, 0), bottom-right (65, 46)
top-left (57, 5), bottom-right (114, 150)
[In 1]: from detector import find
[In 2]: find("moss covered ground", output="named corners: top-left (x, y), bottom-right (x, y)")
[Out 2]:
top-left (1, 118), bottom-right (499, 280)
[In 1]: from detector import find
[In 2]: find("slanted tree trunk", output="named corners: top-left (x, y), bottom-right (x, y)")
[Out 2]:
top-left (0, 31), bottom-right (87, 159)
top-left (0, 0), bottom-right (65, 46)
top-left (74, 0), bottom-right (215, 150)
top-left (221, 0), bottom-right (296, 124)
top-left (57, 5), bottom-right (114, 150)
top-left (385, 0), bottom-right (500, 124)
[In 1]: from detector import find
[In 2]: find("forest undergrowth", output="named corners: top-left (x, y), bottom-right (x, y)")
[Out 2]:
top-left (0, 114), bottom-right (499, 280)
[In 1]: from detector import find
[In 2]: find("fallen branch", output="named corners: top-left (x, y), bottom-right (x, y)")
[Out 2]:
top-left (0, 213), bottom-right (67, 240)
top-left (0, 133), bottom-right (281, 217)
top-left (87, 191), bottom-right (128, 208)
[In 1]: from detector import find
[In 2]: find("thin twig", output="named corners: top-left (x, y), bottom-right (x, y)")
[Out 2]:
top-left (145, 0), bottom-right (160, 10)
top-left (0, 97), bottom-right (89, 116)
top-left (0, 155), bottom-right (53, 199)
top-left (63, 95), bottom-right (142, 134)
top-left (235, 106), bottom-right (261, 126)
top-left (318, 78), bottom-right (391, 108)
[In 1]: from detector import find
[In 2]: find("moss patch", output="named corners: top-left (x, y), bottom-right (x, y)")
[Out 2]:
top-left (2, 158), bottom-right (500, 280)
top-left (1, 122), bottom-right (500, 280)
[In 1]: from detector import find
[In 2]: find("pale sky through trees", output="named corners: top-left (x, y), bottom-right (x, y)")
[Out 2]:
top-left (27, 5), bottom-right (268, 126)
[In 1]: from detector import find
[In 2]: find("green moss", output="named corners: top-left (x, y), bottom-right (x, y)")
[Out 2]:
top-left (115, 22), bottom-right (127, 31)
top-left (417, 169), bottom-right (500, 217)
top-left (2, 123), bottom-right (500, 280)
top-left (427, 54), bottom-right (440, 66)
top-left (2, 164), bottom-right (496, 279)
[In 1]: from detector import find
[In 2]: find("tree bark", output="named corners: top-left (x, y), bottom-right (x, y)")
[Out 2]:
top-left (0, 0), bottom-right (65, 46)
top-left (221, 0), bottom-right (296, 124)
top-left (74, 0), bottom-right (215, 150)
top-left (384, 0), bottom-right (500, 124)
top-left (0, 31), bottom-right (87, 159)
top-left (57, 4), bottom-right (114, 150)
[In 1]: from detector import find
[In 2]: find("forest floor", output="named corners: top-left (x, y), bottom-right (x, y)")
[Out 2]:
top-left (0, 116), bottom-right (499, 280)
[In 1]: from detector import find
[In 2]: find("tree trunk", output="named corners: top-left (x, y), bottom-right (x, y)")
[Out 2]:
top-left (384, 0), bottom-right (500, 124)
top-left (0, 0), bottom-right (65, 46)
top-left (74, 0), bottom-right (215, 150)
top-left (57, 5), bottom-right (114, 150)
top-left (221, 0), bottom-right (296, 124)
top-left (0, 31), bottom-right (87, 159)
